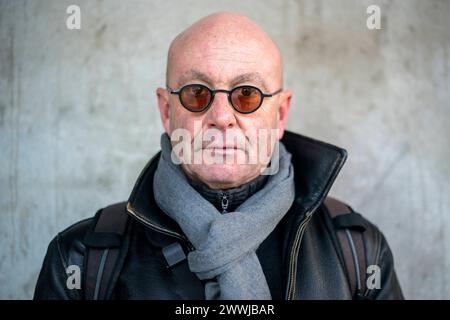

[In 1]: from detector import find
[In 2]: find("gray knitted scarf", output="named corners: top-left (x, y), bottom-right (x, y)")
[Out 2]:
top-left (153, 133), bottom-right (295, 300)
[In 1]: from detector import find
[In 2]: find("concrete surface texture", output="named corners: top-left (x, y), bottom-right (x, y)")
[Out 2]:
top-left (0, 0), bottom-right (449, 299)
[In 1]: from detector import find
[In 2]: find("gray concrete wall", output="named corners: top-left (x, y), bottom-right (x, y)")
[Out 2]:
top-left (1, 0), bottom-right (449, 299)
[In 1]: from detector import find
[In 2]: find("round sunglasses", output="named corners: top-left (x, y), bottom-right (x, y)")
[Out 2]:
top-left (167, 84), bottom-right (283, 114)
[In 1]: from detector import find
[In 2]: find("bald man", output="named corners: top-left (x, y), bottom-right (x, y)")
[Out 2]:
top-left (34, 12), bottom-right (403, 300)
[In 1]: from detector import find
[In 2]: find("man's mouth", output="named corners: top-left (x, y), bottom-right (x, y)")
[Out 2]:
top-left (205, 146), bottom-right (242, 153)
top-left (202, 141), bottom-right (244, 151)
top-left (206, 145), bottom-right (239, 150)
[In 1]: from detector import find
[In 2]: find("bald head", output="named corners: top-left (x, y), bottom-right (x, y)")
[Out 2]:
top-left (166, 12), bottom-right (283, 89)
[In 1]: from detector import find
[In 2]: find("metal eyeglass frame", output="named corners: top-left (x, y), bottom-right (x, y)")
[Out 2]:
top-left (166, 84), bottom-right (283, 114)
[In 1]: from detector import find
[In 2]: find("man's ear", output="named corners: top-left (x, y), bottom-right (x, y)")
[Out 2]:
top-left (277, 89), bottom-right (293, 140)
top-left (156, 87), bottom-right (171, 135)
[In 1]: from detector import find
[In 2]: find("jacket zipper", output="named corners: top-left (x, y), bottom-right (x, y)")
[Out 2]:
top-left (220, 193), bottom-right (229, 213)
top-left (126, 202), bottom-right (194, 251)
top-left (125, 152), bottom-right (194, 251)
top-left (285, 211), bottom-right (314, 300)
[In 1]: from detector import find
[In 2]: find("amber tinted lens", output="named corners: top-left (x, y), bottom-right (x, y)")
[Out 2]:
top-left (231, 86), bottom-right (262, 113)
top-left (179, 84), bottom-right (211, 111)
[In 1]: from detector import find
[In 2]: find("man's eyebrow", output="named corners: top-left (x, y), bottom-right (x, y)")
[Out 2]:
top-left (230, 73), bottom-right (269, 91)
top-left (176, 70), bottom-right (214, 87)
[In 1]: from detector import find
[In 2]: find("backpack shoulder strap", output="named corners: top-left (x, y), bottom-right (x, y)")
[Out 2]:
top-left (162, 242), bottom-right (205, 299)
top-left (83, 202), bottom-right (130, 300)
top-left (324, 197), bottom-right (367, 299)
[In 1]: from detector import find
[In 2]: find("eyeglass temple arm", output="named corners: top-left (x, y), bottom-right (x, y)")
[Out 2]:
top-left (263, 88), bottom-right (283, 97)
top-left (167, 85), bottom-right (186, 95)
top-left (166, 86), bottom-right (179, 94)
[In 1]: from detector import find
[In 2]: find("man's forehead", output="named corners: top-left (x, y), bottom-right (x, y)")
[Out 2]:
top-left (175, 69), bottom-right (269, 90)
top-left (166, 12), bottom-right (283, 89)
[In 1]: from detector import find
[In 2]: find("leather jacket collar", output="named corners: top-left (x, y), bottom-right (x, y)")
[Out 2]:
top-left (125, 130), bottom-right (347, 251)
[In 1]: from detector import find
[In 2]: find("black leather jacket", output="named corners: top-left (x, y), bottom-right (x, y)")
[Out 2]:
top-left (34, 131), bottom-right (404, 300)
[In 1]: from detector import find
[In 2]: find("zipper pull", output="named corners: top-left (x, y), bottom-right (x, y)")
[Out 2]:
top-left (220, 193), bottom-right (229, 213)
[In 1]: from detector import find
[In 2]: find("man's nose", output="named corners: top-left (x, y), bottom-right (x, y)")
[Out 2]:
top-left (204, 92), bottom-right (237, 130)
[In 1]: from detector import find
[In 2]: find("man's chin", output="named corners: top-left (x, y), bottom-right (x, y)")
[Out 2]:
top-left (186, 164), bottom-right (258, 189)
